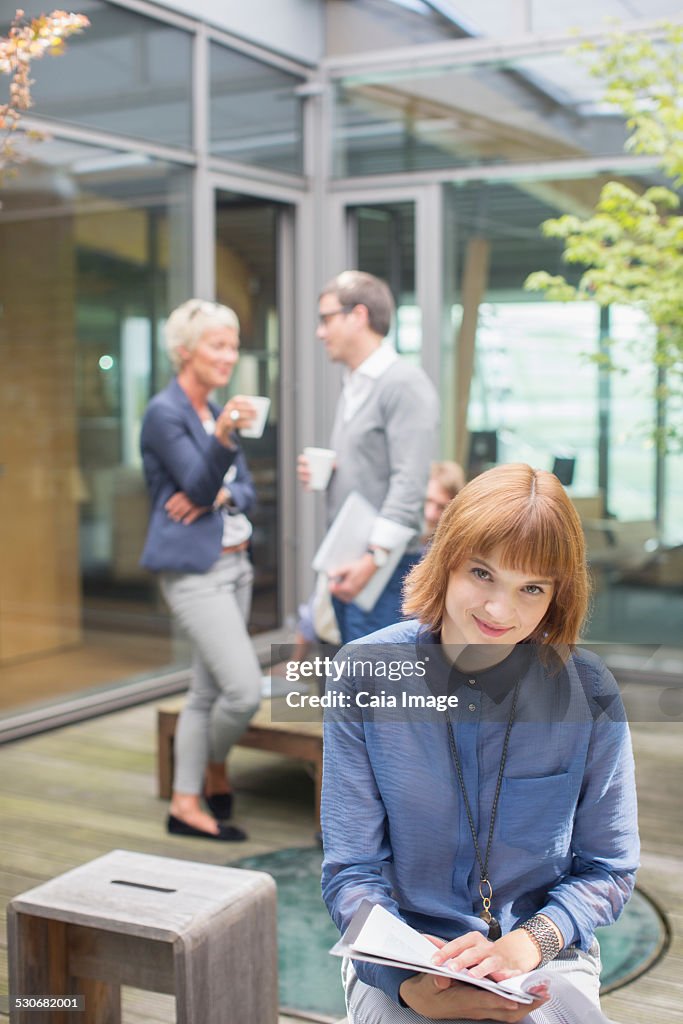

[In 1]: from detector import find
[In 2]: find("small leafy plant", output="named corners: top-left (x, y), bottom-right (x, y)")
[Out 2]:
top-left (0, 8), bottom-right (89, 171)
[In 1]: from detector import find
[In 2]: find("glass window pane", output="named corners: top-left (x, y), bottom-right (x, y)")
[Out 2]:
top-left (353, 202), bottom-right (419, 358)
top-left (607, 307), bottom-right (657, 522)
top-left (447, 174), bottom-right (682, 648)
top-left (468, 301), bottom-right (599, 492)
top-left (0, 136), bottom-right (192, 716)
top-left (334, 49), bottom-right (631, 177)
top-left (210, 42), bottom-right (304, 173)
top-left (664, 450), bottom-right (683, 546)
top-left (444, 175), bottom-right (597, 470)
top-left (0, 1), bottom-right (193, 149)
top-left (215, 193), bottom-right (283, 630)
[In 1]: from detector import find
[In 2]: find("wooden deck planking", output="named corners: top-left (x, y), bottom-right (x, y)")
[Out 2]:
top-left (0, 703), bottom-right (320, 1022)
top-left (599, 718), bottom-right (683, 1024)
top-left (0, 686), bottom-right (681, 1023)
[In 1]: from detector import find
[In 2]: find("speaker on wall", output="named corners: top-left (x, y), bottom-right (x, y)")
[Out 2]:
top-left (468, 431), bottom-right (498, 477)
top-left (552, 456), bottom-right (576, 487)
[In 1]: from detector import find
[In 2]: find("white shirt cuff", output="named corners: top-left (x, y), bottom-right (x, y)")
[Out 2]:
top-left (369, 517), bottom-right (415, 551)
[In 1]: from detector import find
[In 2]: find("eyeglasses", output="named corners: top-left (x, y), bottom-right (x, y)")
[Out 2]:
top-left (317, 305), bottom-right (353, 326)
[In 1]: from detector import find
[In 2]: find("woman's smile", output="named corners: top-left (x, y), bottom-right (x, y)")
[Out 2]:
top-left (471, 614), bottom-right (513, 638)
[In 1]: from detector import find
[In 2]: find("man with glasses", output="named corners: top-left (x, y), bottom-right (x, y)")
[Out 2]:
top-left (298, 270), bottom-right (439, 643)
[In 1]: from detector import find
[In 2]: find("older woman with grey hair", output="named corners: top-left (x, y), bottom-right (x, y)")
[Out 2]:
top-left (140, 298), bottom-right (261, 841)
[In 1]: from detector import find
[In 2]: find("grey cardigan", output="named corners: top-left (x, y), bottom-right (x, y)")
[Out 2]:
top-left (327, 359), bottom-right (439, 552)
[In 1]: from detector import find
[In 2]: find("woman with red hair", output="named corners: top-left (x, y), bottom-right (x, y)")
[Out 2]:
top-left (322, 463), bottom-right (639, 1024)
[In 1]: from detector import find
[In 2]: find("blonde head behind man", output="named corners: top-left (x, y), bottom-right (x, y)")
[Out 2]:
top-left (422, 460), bottom-right (466, 543)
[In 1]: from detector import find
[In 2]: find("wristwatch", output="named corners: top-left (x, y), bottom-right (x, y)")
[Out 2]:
top-left (366, 545), bottom-right (390, 568)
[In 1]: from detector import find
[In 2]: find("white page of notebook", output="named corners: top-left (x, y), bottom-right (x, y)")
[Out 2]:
top-left (349, 904), bottom-right (534, 1004)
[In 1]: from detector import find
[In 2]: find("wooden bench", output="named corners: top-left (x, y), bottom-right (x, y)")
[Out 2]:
top-left (157, 696), bottom-right (324, 827)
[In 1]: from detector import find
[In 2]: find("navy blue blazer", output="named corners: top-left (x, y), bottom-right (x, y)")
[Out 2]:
top-left (139, 378), bottom-right (256, 574)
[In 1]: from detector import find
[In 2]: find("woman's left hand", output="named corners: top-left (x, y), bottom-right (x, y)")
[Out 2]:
top-left (165, 491), bottom-right (209, 525)
top-left (429, 928), bottom-right (542, 980)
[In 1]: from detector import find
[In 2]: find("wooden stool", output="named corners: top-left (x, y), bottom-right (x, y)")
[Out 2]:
top-left (158, 696), bottom-right (324, 827)
top-left (7, 849), bottom-right (278, 1024)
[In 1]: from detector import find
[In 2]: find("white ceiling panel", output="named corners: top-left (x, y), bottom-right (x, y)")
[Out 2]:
top-left (403, 0), bottom-right (683, 37)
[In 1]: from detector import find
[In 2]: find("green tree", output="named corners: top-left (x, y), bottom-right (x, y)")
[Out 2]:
top-left (1, 8), bottom-right (89, 172)
top-left (525, 25), bottom-right (683, 448)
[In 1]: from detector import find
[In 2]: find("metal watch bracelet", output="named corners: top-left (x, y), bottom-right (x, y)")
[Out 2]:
top-left (518, 915), bottom-right (561, 968)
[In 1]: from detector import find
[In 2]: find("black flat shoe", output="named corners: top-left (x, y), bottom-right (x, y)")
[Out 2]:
top-left (204, 792), bottom-right (234, 820)
top-left (166, 814), bottom-right (247, 842)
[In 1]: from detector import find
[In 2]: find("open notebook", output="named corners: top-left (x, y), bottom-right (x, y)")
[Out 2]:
top-left (330, 902), bottom-right (615, 1022)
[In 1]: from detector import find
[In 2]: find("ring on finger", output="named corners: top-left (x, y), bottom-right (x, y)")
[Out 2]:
top-left (230, 409), bottom-right (240, 422)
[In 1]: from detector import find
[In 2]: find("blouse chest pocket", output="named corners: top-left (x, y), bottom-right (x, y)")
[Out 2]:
top-left (499, 773), bottom-right (574, 857)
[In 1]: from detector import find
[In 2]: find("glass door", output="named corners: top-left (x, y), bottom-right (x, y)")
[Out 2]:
top-left (214, 190), bottom-right (287, 631)
top-left (0, 145), bottom-right (192, 718)
top-left (334, 186), bottom-right (446, 436)
top-left (347, 202), bottom-right (420, 361)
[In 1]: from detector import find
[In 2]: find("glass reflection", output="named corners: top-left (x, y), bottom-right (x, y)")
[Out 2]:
top-left (215, 192), bottom-right (283, 630)
top-left (0, 137), bottom-right (192, 715)
top-left (334, 49), bottom-right (632, 177)
top-left (210, 42), bottom-right (304, 173)
top-left (0, 1), bottom-right (193, 149)
top-left (442, 176), bottom-right (683, 648)
top-left (352, 202), bottom-right (419, 358)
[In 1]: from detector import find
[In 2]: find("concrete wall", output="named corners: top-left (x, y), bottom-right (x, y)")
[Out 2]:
top-left (325, 0), bottom-right (464, 57)
top-left (161, 0), bottom-right (325, 64)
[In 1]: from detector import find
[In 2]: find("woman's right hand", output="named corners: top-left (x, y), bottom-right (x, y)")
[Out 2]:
top-left (215, 397), bottom-right (256, 447)
top-left (398, 973), bottom-right (549, 1021)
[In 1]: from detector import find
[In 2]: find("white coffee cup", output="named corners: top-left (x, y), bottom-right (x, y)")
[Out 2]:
top-left (304, 447), bottom-right (336, 490)
top-left (239, 396), bottom-right (271, 439)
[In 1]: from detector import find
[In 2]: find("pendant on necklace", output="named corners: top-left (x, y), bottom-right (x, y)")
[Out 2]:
top-left (480, 910), bottom-right (501, 941)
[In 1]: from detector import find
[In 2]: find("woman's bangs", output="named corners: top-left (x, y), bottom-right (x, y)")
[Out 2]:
top-left (462, 505), bottom-right (570, 580)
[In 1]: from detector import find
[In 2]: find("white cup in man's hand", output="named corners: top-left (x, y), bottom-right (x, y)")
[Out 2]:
top-left (303, 447), bottom-right (336, 490)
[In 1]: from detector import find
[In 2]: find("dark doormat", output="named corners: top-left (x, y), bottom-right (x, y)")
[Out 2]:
top-left (230, 847), bottom-right (346, 1019)
top-left (598, 886), bottom-right (668, 991)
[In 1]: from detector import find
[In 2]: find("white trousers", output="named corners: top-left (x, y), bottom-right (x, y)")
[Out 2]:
top-left (160, 551), bottom-right (261, 794)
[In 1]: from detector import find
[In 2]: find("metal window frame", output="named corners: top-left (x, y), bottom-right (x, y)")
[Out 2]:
top-left (328, 154), bottom-right (665, 193)
top-left (16, 115), bottom-right (197, 166)
top-left (322, 14), bottom-right (683, 79)
top-left (207, 165), bottom-right (314, 624)
top-left (105, 0), bottom-right (315, 74)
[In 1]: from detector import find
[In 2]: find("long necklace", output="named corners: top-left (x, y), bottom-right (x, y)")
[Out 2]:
top-left (445, 679), bottom-right (520, 941)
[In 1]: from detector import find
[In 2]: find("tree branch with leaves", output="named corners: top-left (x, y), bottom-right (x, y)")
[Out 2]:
top-left (0, 8), bottom-right (89, 172)
top-left (525, 25), bottom-right (683, 448)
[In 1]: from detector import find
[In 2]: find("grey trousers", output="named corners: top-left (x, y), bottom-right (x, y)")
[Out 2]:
top-left (343, 942), bottom-right (603, 1024)
top-left (160, 551), bottom-right (262, 795)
